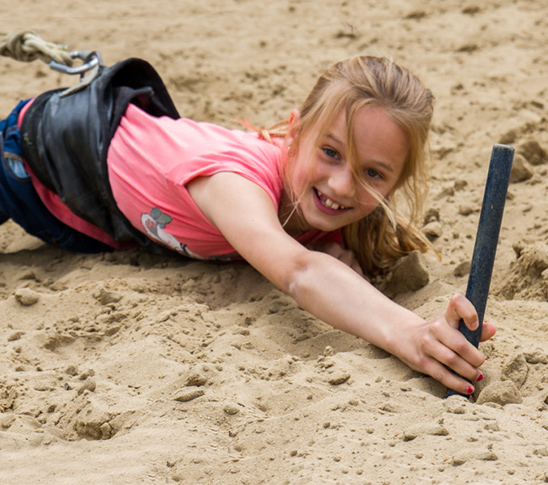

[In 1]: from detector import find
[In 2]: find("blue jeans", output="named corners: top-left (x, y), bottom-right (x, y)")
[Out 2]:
top-left (0, 100), bottom-right (113, 252)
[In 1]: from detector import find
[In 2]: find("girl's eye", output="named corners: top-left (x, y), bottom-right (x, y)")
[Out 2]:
top-left (366, 168), bottom-right (382, 180)
top-left (322, 147), bottom-right (340, 160)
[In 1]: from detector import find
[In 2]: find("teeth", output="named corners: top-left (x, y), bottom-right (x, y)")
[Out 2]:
top-left (317, 190), bottom-right (347, 210)
top-left (324, 198), bottom-right (341, 210)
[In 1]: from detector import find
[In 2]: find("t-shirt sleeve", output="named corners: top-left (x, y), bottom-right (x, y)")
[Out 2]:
top-left (163, 119), bottom-right (284, 210)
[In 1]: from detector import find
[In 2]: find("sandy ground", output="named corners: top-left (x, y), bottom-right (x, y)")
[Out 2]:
top-left (1, 1), bottom-right (548, 483)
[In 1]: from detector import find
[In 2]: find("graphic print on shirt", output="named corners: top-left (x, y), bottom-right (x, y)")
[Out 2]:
top-left (140, 208), bottom-right (206, 260)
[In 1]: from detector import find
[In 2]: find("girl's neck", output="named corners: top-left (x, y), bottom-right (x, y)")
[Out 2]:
top-left (278, 190), bottom-right (310, 237)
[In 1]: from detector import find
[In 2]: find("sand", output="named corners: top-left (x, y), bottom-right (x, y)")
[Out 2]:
top-left (1, 1), bottom-right (548, 483)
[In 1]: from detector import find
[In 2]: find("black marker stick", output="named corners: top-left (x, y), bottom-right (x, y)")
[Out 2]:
top-left (446, 144), bottom-right (514, 398)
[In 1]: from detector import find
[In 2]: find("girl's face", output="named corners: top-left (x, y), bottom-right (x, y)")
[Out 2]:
top-left (284, 106), bottom-right (409, 234)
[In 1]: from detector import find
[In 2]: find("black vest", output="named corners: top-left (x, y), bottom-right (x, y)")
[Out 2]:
top-left (21, 58), bottom-right (180, 245)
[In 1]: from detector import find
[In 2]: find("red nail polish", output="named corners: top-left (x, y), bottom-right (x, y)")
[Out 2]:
top-left (477, 373), bottom-right (484, 382)
top-left (466, 386), bottom-right (474, 394)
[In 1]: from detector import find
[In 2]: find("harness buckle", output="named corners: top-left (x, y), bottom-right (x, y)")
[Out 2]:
top-left (49, 50), bottom-right (104, 77)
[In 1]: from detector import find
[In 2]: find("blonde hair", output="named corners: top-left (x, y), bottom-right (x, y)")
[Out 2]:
top-left (248, 55), bottom-right (435, 274)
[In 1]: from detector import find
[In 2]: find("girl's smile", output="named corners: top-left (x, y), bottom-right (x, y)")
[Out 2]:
top-left (282, 105), bottom-right (410, 235)
top-left (313, 188), bottom-right (351, 213)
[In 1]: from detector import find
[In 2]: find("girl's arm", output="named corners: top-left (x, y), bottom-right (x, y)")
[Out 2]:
top-left (187, 172), bottom-right (495, 394)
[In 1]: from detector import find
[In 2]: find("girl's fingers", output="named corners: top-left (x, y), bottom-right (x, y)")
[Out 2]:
top-left (349, 259), bottom-right (364, 277)
top-left (426, 337), bottom-right (482, 382)
top-left (332, 246), bottom-right (364, 277)
top-left (312, 242), bottom-right (364, 276)
top-left (337, 250), bottom-right (354, 266)
top-left (480, 321), bottom-right (497, 341)
top-left (420, 355), bottom-right (476, 395)
top-left (434, 320), bottom-right (486, 369)
top-left (445, 294), bottom-right (479, 331)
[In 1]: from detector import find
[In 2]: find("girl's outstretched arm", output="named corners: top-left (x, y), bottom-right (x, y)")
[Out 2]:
top-left (187, 172), bottom-right (495, 395)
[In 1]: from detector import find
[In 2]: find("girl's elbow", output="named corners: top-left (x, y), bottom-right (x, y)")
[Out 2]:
top-left (283, 253), bottom-right (319, 302)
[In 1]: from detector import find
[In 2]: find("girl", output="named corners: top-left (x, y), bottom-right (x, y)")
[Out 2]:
top-left (0, 51), bottom-right (496, 395)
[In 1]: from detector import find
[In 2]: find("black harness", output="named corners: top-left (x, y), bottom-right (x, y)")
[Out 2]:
top-left (21, 57), bottom-right (180, 245)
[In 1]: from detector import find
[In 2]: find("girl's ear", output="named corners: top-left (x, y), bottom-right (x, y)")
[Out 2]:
top-left (286, 109), bottom-right (301, 146)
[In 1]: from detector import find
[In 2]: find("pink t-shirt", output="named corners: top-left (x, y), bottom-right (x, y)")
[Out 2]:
top-left (107, 104), bottom-right (340, 260)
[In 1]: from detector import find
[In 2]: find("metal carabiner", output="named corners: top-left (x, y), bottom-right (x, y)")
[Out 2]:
top-left (50, 50), bottom-right (105, 97)
top-left (49, 50), bottom-right (103, 77)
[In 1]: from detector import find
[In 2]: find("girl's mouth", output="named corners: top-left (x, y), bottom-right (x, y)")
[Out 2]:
top-left (313, 188), bottom-right (350, 212)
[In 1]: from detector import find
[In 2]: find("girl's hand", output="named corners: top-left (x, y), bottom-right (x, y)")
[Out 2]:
top-left (311, 242), bottom-right (365, 277)
top-left (392, 294), bottom-right (497, 394)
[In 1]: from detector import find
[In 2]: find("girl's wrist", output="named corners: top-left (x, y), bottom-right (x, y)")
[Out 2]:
top-left (372, 309), bottom-right (425, 357)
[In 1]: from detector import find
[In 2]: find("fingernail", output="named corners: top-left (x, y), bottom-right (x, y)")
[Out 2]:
top-left (466, 386), bottom-right (474, 394)
top-left (477, 373), bottom-right (484, 382)
top-left (470, 320), bottom-right (479, 331)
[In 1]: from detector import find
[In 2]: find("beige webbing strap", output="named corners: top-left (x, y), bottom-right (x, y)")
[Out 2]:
top-left (0, 30), bottom-right (73, 66)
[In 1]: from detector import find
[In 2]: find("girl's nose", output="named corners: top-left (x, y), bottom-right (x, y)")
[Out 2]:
top-left (328, 166), bottom-right (355, 198)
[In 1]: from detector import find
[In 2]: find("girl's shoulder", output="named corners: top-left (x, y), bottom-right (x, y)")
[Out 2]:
top-left (123, 104), bottom-right (284, 172)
